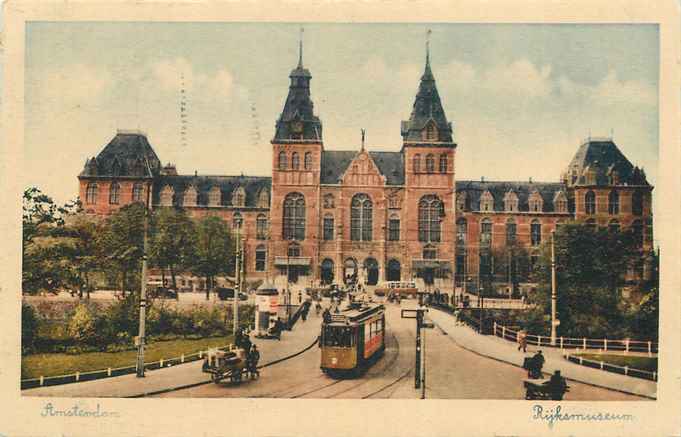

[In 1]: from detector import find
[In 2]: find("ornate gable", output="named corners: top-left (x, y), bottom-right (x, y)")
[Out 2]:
top-left (340, 151), bottom-right (386, 186)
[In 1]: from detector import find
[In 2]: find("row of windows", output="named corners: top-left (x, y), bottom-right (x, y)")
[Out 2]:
top-left (456, 217), bottom-right (649, 247)
top-left (457, 191), bottom-right (569, 214)
top-left (278, 151), bottom-right (313, 171)
top-left (413, 153), bottom-right (448, 174)
top-left (283, 192), bottom-right (444, 242)
top-left (159, 185), bottom-right (269, 209)
top-left (85, 182), bottom-right (145, 205)
top-left (584, 190), bottom-right (644, 216)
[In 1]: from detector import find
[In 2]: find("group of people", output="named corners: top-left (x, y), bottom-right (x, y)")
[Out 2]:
top-left (234, 328), bottom-right (260, 379)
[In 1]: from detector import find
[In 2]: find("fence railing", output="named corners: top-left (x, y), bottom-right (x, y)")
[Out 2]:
top-left (21, 344), bottom-right (231, 390)
top-left (564, 353), bottom-right (657, 381)
top-left (492, 322), bottom-right (658, 355)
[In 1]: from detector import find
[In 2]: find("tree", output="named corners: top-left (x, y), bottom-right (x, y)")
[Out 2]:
top-left (191, 216), bottom-right (234, 300)
top-left (21, 304), bottom-right (40, 354)
top-left (97, 203), bottom-right (145, 296)
top-left (68, 304), bottom-right (98, 346)
top-left (149, 208), bottom-right (197, 290)
top-left (22, 187), bottom-right (80, 294)
top-left (528, 222), bottom-right (641, 338)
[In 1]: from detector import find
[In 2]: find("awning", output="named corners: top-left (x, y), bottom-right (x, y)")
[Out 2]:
top-left (274, 256), bottom-right (312, 267)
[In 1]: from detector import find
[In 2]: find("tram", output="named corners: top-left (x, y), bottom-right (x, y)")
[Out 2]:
top-left (320, 302), bottom-right (386, 377)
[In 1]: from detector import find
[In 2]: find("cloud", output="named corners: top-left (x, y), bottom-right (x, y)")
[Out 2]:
top-left (34, 63), bottom-right (113, 108)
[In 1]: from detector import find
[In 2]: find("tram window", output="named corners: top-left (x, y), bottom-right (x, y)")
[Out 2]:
top-left (323, 326), bottom-right (353, 347)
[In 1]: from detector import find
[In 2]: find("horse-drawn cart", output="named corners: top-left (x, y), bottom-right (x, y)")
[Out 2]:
top-left (523, 377), bottom-right (570, 400)
top-left (202, 347), bottom-right (248, 384)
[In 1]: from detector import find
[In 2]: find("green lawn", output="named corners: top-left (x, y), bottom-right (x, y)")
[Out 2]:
top-left (576, 353), bottom-right (657, 373)
top-left (21, 335), bottom-right (233, 379)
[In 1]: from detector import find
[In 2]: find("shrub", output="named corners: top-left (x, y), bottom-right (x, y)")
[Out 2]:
top-left (68, 304), bottom-right (98, 346)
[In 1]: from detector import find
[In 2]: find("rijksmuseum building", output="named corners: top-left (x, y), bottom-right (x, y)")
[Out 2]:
top-left (77, 46), bottom-right (654, 292)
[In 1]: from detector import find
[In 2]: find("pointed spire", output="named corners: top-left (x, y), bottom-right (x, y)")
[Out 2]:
top-left (361, 128), bottom-right (366, 151)
top-left (424, 29), bottom-right (433, 78)
top-left (298, 27), bottom-right (304, 68)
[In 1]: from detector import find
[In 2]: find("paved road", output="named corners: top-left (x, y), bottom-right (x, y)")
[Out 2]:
top-left (156, 299), bottom-right (643, 400)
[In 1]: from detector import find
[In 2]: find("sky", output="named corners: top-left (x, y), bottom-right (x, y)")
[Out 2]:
top-left (24, 22), bottom-right (659, 211)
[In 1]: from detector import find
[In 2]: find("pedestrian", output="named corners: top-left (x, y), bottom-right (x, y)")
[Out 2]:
top-left (453, 309), bottom-right (461, 325)
top-left (517, 329), bottom-right (527, 353)
top-left (248, 345), bottom-right (260, 379)
top-left (529, 350), bottom-right (545, 378)
top-left (322, 307), bottom-right (331, 323)
top-left (298, 291), bottom-right (302, 304)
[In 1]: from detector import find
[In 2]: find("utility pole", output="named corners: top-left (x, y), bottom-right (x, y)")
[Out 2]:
top-left (550, 230), bottom-right (558, 346)
top-left (402, 301), bottom-right (433, 397)
top-left (136, 183), bottom-right (151, 377)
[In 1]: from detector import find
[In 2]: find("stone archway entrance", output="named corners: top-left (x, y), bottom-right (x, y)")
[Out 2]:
top-left (320, 259), bottom-right (335, 285)
top-left (344, 258), bottom-right (358, 285)
top-left (363, 258), bottom-right (379, 286)
top-left (386, 259), bottom-right (401, 281)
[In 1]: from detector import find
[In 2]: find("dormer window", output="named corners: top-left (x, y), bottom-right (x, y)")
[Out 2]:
top-left (257, 189), bottom-right (270, 209)
top-left (528, 190), bottom-right (543, 213)
top-left (208, 186), bottom-right (222, 207)
top-left (553, 190), bottom-right (568, 213)
top-left (160, 185), bottom-right (174, 207)
top-left (480, 190), bottom-right (494, 212)
top-left (183, 186), bottom-right (198, 207)
top-left (232, 187), bottom-right (246, 207)
top-left (423, 121), bottom-right (438, 141)
top-left (456, 192), bottom-right (468, 212)
top-left (503, 190), bottom-right (518, 212)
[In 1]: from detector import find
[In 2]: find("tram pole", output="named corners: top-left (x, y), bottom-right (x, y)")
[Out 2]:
top-left (415, 310), bottom-right (422, 389)
top-left (233, 228), bottom-right (240, 339)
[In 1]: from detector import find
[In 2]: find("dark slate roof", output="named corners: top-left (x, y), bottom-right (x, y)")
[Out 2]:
top-left (273, 54), bottom-right (322, 142)
top-left (152, 175), bottom-right (271, 208)
top-left (456, 180), bottom-right (569, 213)
top-left (565, 139), bottom-right (649, 186)
top-left (80, 131), bottom-right (162, 178)
top-left (401, 56), bottom-right (453, 143)
top-left (320, 150), bottom-right (405, 185)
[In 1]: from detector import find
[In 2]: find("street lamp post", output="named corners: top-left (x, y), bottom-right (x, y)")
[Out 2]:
top-left (233, 228), bottom-right (241, 338)
top-left (135, 183), bottom-right (151, 378)
top-left (550, 230), bottom-right (558, 346)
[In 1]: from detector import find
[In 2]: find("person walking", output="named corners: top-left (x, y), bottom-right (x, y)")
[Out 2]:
top-left (517, 329), bottom-right (528, 353)
top-left (247, 345), bottom-right (260, 379)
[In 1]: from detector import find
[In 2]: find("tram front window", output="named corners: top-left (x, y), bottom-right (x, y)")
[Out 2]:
top-left (323, 326), bottom-right (354, 347)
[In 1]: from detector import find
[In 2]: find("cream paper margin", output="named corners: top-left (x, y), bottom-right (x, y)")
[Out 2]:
top-left (1, 1), bottom-right (680, 436)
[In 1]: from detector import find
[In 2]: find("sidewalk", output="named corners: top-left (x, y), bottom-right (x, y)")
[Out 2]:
top-left (427, 307), bottom-right (657, 399)
top-left (23, 310), bottom-right (322, 398)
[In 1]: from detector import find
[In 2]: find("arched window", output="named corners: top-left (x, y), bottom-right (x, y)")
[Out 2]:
top-left (278, 151), bottom-right (287, 170)
top-left (291, 152), bottom-right (300, 170)
top-left (608, 191), bottom-right (619, 215)
top-left (531, 220), bottom-right (541, 246)
top-left (413, 154), bottom-right (421, 173)
top-left (506, 218), bottom-right (517, 245)
top-left (608, 219), bottom-right (620, 233)
top-left (480, 218), bottom-right (492, 246)
top-left (304, 152), bottom-right (312, 170)
top-left (632, 191), bottom-right (643, 216)
top-left (109, 182), bottom-right (120, 205)
top-left (456, 218), bottom-right (467, 246)
top-left (351, 193), bottom-right (373, 241)
top-left (632, 219), bottom-right (643, 246)
top-left (425, 154), bottom-right (435, 173)
top-left (255, 245), bottom-right (267, 271)
top-left (418, 195), bottom-right (443, 242)
top-left (86, 183), bottom-right (98, 204)
top-left (232, 212), bottom-right (243, 230)
top-left (439, 154), bottom-right (448, 173)
top-left (256, 214), bottom-right (268, 240)
top-left (132, 183), bottom-right (144, 202)
top-left (323, 214), bottom-right (334, 241)
top-left (423, 245), bottom-right (437, 259)
top-left (388, 214), bottom-right (400, 241)
top-left (283, 193), bottom-right (305, 240)
top-left (585, 190), bottom-right (596, 215)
